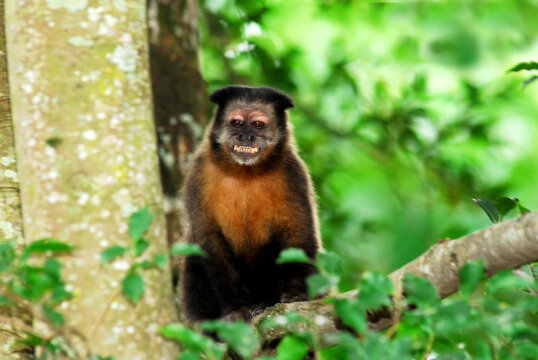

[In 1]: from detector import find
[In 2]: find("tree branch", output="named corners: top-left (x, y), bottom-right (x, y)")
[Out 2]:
top-left (252, 211), bottom-right (538, 340)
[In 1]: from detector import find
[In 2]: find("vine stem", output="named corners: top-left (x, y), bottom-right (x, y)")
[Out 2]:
top-left (88, 287), bottom-right (121, 339)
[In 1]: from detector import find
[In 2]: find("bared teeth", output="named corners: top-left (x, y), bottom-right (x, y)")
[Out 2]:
top-left (233, 145), bottom-right (259, 154)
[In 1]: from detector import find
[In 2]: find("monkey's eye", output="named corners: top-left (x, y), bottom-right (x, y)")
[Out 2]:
top-left (252, 121), bottom-right (265, 129)
top-left (230, 119), bottom-right (244, 127)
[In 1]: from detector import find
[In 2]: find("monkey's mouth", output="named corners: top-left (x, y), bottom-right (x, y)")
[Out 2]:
top-left (233, 145), bottom-right (260, 154)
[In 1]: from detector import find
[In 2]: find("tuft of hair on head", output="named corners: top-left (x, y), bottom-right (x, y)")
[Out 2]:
top-left (209, 85), bottom-right (294, 112)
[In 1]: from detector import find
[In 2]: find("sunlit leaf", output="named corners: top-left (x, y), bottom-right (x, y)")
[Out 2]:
top-left (276, 248), bottom-right (310, 264)
top-left (153, 253), bottom-right (168, 269)
top-left (331, 298), bottom-right (366, 333)
top-left (358, 271), bottom-right (393, 310)
top-left (50, 284), bottom-right (73, 304)
top-left (122, 272), bottom-right (144, 304)
top-left (128, 208), bottom-right (154, 241)
top-left (403, 273), bottom-right (439, 307)
top-left (134, 239), bottom-right (150, 257)
top-left (170, 243), bottom-right (206, 257)
top-left (21, 239), bottom-right (74, 261)
top-left (101, 246), bottom-right (127, 264)
top-left (202, 320), bottom-right (259, 358)
top-left (160, 323), bottom-right (226, 359)
top-left (276, 335), bottom-right (309, 360)
top-left (315, 251), bottom-right (341, 276)
top-left (306, 273), bottom-right (338, 299)
top-left (459, 259), bottom-right (485, 297)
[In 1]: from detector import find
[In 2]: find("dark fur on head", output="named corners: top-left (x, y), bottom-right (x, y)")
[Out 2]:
top-left (209, 85), bottom-right (294, 112)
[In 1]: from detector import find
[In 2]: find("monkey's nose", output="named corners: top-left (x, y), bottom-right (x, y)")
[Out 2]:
top-left (238, 134), bottom-right (256, 142)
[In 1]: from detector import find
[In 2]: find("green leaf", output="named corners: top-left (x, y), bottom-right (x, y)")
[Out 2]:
top-left (306, 273), bottom-right (338, 299)
top-left (50, 284), bottom-right (73, 304)
top-left (160, 323), bottom-right (226, 359)
top-left (276, 335), bottom-right (309, 360)
top-left (486, 269), bottom-right (533, 300)
top-left (201, 320), bottom-right (259, 358)
top-left (179, 351), bottom-right (206, 360)
top-left (517, 203), bottom-right (531, 214)
top-left (508, 61), bottom-right (538, 72)
top-left (403, 273), bottom-right (439, 307)
top-left (459, 259), bottom-right (485, 297)
top-left (495, 197), bottom-right (517, 220)
top-left (315, 251), bottom-right (342, 276)
top-left (0, 293), bottom-right (14, 305)
top-left (19, 332), bottom-right (44, 346)
top-left (133, 260), bottom-right (156, 270)
top-left (0, 241), bottom-right (15, 271)
top-left (21, 239), bottom-right (74, 261)
top-left (515, 341), bottom-right (538, 358)
top-left (134, 239), bottom-right (150, 257)
top-left (42, 304), bottom-right (64, 327)
top-left (276, 248), bottom-right (310, 264)
top-left (153, 253), bottom-right (168, 269)
top-left (331, 298), bottom-right (366, 333)
top-left (101, 246), bottom-right (127, 264)
top-left (472, 198), bottom-right (499, 223)
top-left (357, 271), bottom-right (393, 310)
top-left (122, 272), bottom-right (144, 304)
top-left (45, 137), bottom-right (63, 148)
top-left (170, 243), bottom-right (206, 257)
top-left (128, 207), bottom-right (154, 241)
top-left (43, 259), bottom-right (62, 278)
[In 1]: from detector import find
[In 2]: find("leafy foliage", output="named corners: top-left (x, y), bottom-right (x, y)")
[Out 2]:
top-left (100, 208), bottom-right (167, 304)
top-left (199, 0), bottom-right (538, 290)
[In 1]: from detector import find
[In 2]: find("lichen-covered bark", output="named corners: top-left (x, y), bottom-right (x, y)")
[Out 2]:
top-left (147, 0), bottom-right (207, 246)
top-left (5, 1), bottom-right (177, 358)
top-left (0, 1), bottom-right (32, 358)
top-left (253, 211), bottom-right (538, 344)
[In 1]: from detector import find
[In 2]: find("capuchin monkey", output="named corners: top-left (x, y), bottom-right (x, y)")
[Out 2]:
top-left (181, 85), bottom-right (321, 321)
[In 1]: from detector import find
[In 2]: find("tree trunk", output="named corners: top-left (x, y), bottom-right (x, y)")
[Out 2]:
top-left (147, 0), bottom-right (207, 247)
top-left (0, 1), bottom-right (32, 357)
top-left (5, 1), bottom-right (177, 358)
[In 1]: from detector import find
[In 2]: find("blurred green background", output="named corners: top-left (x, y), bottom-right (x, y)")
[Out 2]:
top-left (197, 0), bottom-right (538, 291)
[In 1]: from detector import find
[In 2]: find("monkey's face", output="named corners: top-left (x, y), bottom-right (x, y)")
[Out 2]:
top-left (217, 104), bottom-right (281, 166)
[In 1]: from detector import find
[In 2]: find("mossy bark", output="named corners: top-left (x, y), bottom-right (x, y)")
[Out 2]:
top-left (5, 1), bottom-right (177, 358)
top-left (0, 1), bottom-right (32, 358)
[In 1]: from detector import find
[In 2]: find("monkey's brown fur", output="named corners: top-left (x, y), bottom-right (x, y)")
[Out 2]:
top-left (181, 85), bottom-right (320, 321)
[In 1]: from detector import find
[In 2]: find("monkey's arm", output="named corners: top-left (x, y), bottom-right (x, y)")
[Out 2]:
top-left (277, 155), bottom-right (321, 303)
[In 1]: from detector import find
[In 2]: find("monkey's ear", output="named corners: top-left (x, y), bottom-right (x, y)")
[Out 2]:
top-left (265, 88), bottom-right (294, 111)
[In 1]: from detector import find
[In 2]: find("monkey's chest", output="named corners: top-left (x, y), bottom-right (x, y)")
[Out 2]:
top-left (204, 172), bottom-right (294, 255)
